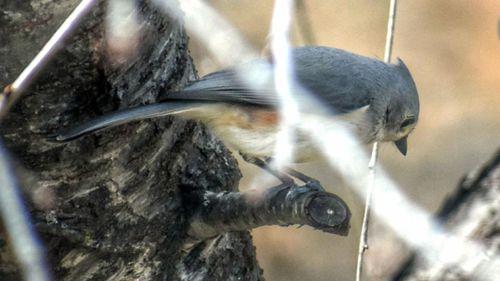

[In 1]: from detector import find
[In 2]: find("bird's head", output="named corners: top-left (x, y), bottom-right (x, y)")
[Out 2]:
top-left (380, 58), bottom-right (419, 156)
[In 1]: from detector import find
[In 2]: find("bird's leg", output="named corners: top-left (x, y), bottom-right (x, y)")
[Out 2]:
top-left (239, 153), bottom-right (295, 185)
top-left (239, 153), bottom-right (325, 193)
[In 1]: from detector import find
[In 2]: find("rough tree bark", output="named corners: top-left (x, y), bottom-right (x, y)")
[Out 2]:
top-left (0, 1), bottom-right (262, 280)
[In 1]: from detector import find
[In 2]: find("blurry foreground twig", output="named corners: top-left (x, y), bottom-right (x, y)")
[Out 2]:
top-left (393, 150), bottom-right (500, 280)
top-left (0, 140), bottom-right (52, 281)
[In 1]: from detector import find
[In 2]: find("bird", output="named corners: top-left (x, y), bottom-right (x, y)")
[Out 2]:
top-left (49, 46), bottom-right (419, 182)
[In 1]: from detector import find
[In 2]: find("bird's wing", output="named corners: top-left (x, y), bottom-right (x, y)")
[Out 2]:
top-left (162, 60), bottom-right (279, 107)
top-left (163, 47), bottom-right (382, 115)
top-left (292, 47), bottom-right (381, 114)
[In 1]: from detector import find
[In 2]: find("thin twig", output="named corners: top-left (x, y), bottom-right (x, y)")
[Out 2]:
top-left (384, 0), bottom-right (398, 63)
top-left (355, 142), bottom-right (379, 281)
top-left (0, 0), bottom-right (97, 119)
top-left (0, 141), bottom-right (53, 281)
top-left (355, 0), bottom-right (397, 280)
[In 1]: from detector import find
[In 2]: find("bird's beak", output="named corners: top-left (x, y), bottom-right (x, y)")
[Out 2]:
top-left (394, 136), bottom-right (408, 156)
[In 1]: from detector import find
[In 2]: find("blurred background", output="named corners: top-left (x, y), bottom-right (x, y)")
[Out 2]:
top-left (187, 1), bottom-right (500, 280)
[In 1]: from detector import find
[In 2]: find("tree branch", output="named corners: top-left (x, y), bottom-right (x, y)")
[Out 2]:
top-left (185, 183), bottom-right (351, 240)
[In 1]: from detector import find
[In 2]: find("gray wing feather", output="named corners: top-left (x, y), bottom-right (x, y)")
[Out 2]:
top-left (293, 47), bottom-right (387, 113)
top-left (162, 47), bottom-right (389, 114)
top-left (162, 61), bottom-right (279, 107)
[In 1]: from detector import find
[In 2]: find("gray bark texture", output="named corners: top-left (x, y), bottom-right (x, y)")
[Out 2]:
top-left (393, 150), bottom-right (500, 281)
top-left (0, 1), bottom-right (262, 280)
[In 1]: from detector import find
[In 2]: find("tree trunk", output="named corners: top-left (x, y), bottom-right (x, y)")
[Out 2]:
top-left (0, 1), bottom-right (262, 280)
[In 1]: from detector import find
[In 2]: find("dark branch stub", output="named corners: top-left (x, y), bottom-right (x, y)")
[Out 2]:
top-left (185, 183), bottom-right (351, 240)
top-left (307, 192), bottom-right (349, 231)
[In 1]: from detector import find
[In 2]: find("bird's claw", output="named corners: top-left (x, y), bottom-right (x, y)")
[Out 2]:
top-left (286, 180), bottom-right (325, 200)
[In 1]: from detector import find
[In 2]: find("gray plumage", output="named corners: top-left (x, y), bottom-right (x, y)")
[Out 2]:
top-left (50, 46), bottom-right (419, 157)
top-left (163, 47), bottom-right (418, 113)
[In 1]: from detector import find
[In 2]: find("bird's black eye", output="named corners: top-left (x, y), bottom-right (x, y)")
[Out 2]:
top-left (401, 116), bottom-right (416, 128)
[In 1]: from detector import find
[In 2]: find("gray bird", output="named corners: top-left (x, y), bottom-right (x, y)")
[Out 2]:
top-left (51, 46), bottom-right (419, 163)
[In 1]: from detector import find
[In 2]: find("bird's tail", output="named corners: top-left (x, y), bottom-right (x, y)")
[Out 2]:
top-left (48, 101), bottom-right (204, 142)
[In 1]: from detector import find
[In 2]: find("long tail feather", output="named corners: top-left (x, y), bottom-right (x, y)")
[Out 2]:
top-left (48, 101), bottom-right (203, 142)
